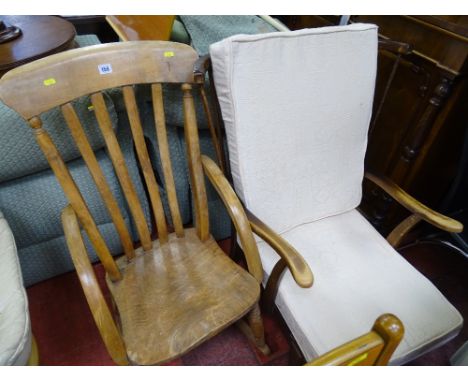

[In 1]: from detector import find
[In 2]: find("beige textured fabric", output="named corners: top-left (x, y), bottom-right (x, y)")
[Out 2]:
top-left (257, 210), bottom-right (463, 365)
top-left (0, 211), bottom-right (31, 365)
top-left (210, 24), bottom-right (378, 235)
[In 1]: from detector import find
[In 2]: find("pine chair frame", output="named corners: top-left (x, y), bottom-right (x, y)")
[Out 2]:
top-left (0, 41), bottom-right (296, 365)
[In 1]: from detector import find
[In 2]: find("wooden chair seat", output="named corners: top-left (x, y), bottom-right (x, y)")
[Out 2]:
top-left (107, 228), bottom-right (260, 365)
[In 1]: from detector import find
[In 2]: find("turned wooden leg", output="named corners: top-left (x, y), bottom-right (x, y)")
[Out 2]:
top-left (237, 303), bottom-right (271, 355)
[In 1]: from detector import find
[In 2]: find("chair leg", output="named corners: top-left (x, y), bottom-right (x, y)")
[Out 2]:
top-left (237, 303), bottom-right (271, 355)
top-left (27, 334), bottom-right (39, 366)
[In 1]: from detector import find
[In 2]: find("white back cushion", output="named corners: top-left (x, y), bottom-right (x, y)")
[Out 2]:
top-left (210, 24), bottom-right (378, 234)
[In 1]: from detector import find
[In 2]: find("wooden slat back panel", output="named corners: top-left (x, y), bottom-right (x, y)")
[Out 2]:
top-left (61, 102), bottom-right (135, 259)
top-left (151, 83), bottom-right (184, 237)
top-left (0, 41), bottom-right (198, 119)
top-left (29, 117), bottom-right (121, 281)
top-left (91, 92), bottom-right (153, 251)
top-left (122, 86), bottom-right (169, 243)
top-left (0, 40), bottom-right (213, 264)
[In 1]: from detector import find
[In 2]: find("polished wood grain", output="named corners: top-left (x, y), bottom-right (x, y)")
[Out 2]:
top-left (91, 92), bottom-right (153, 251)
top-left (201, 155), bottom-right (263, 283)
top-left (61, 206), bottom-right (128, 365)
top-left (0, 16), bottom-right (76, 77)
top-left (386, 214), bottom-right (422, 248)
top-left (247, 211), bottom-right (313, 288)
top-left (106, 228), bottom-right (260, 365)
top-left (61, 102), bottom-right (135, 259)
top-left (183, 84), bottom-right (210, 241)
top-left (0, 41), bottom-right (198, 119)
top-left (365, 172), bottom-right (463, 233)
top-left (151, 83), bottom-right (184, 237)
top-left (123, 85), bottom-right (168, 243)
top-left (306, 314), bottom-right (404, 366)
top-left (30, 118), bottom-right (121, 281)
top-left (0, 41), bottom-right (268, 365)
top-left (105, 16), bottom-right (175, 42)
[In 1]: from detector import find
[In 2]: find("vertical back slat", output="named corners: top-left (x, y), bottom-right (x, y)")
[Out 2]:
top-left (91, 92), bottom-right (153, 250)
top-left (29, 117), bottom-right (121, 281)
top-left (182, 84), bottom-right (210, 241)
top-left (122, 86), bottom-right (169, 243)
top-left (61, 103), bottom-right (135, 260)
top-left (199, 86), bottom-right (226, 173)
top-left (151, 84), bottom-right (184, 237)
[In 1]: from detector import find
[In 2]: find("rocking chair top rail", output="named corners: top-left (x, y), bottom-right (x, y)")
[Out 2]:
top-left (0, 41), bottom-right (199, 119)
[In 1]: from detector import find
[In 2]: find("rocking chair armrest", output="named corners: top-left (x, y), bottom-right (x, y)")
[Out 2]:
top-left (201, 155), bottom-right (264, 283)
top-left (365, 172), bottom-right (463, 233)
top-left (247, 211), bottom-right (314, 288)
top-left (61, 205), bottom-right (128, 365)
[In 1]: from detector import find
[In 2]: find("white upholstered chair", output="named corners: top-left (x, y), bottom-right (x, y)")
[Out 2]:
top-left (208, 24), bottom-right (464, 365)
top-left (0, 210), bottom-right (37, 365)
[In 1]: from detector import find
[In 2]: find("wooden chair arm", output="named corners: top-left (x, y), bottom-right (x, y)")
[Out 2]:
top-left (61, 205), bottom-right (128, 365)
top-left (365, 172), bottom-right (463, 233)
top-left (247, 211), bottom-right (314, 288)
top-left (201, 155), bottom-right (263, 282)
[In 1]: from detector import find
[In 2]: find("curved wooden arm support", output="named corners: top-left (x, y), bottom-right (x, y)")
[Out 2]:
top-left (365, 172), bottom-right (463, 233)
top-left (201, 155), bottom-right (263, 282)
top-left (61, 205), bottom-right (129, 365)
top-left (247, 211), bottom-right (314, 289)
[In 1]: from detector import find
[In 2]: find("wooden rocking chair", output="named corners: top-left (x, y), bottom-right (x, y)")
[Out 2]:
top-left (0, 41), bottom-right (312, 365)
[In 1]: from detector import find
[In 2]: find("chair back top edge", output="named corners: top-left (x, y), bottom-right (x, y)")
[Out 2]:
top-left (0, 40), bottom-right (199, 119)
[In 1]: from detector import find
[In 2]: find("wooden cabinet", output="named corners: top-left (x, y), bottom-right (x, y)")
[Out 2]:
top-left (280, 16), bottom-right (468, 234)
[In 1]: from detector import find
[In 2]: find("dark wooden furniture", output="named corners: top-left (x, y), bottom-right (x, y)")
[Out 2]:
top-left (0, 16), bottom-right (76, 78)
top-left (280, 16), bottom-right (468, 234)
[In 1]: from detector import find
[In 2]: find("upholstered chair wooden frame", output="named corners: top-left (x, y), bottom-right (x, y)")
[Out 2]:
top-left (194, 42), bottom-right (463, 315)
top-left (204, 24), bottom-right (464, 365)
top-left (0, 41), bottom-right (316, 365)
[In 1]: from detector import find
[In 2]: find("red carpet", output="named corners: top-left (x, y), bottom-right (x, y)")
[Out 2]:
top-left (26, 238), bottom-right (467, 366)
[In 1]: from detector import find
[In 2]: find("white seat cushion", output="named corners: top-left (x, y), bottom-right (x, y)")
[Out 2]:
top-left (210, 24), bottom-right (378, 235)
top-left (257, 209), bottom-right (463, 365)
top-left (0, 211), bottom-right (31, 365)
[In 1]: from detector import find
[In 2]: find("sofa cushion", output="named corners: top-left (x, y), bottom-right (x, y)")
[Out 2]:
top-left (0, 93), bottom-right (117, 183)
top-left (0, 211), bottom-right (31, 365)
top-left (257, 209), bottom-right (463, 365)
top-left (210, 24), bottom-right (378, 235)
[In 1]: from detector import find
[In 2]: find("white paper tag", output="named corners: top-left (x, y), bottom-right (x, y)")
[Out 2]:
top-left (98, 63), bottom-right (113, 75)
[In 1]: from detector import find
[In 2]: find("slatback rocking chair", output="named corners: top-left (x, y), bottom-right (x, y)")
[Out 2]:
top-left (0, 41), bottom-right (277, 365)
